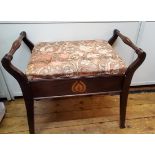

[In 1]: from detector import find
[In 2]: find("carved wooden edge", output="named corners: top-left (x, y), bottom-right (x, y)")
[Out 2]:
top-left (6, 31), bottom-right (26, 61)
top-left (108, 29), bottom-right (146, 76)
top-left (115, 29), bottom-right (144, 56)
top-left (1, 31), bottom-right (34, 84)
top-left (3, 31), bottom-right (34, 60)
top-left (108, 29), bottom-right (118, 45)
top-left (23, 32), bottom-right (34, 51)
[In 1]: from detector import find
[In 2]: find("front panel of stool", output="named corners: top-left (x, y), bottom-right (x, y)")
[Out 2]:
top-left (30, 75), bottom-right (124, 98)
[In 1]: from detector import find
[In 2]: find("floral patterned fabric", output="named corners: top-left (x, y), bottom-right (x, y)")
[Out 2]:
top-left (26, 40), bottom-right (126, 79)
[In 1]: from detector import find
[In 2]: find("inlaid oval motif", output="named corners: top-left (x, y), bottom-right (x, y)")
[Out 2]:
top-left (72, 81), bottom-right (86, 93)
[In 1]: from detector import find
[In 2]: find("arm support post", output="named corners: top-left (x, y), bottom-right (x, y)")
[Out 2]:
top-left (1, 31), bottom-right (34, 83)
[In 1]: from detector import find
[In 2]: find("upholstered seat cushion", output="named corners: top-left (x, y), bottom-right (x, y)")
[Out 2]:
top-left (26, 40), bottom-right (126, 79)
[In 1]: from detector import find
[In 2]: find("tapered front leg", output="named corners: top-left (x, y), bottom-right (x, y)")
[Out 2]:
top-left (24, 98), bottom-right (35, 134)
top-left (120, 90), bottom-right (129, 128)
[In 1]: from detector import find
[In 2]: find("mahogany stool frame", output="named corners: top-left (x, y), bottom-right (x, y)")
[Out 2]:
top-left (1, 29), bottom-right (146, 133)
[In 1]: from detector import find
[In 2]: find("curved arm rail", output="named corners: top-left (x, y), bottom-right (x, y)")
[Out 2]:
top-left (1, 31), bottom-right (34, 83)
top-left (114, 29), bottom-right (143, 56)
top-left (108, 29), bottom-right (146, 76)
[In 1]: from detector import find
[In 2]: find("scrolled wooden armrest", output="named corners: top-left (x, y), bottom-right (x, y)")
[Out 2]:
top-left (108, 29), bottom-right (146, 76)
top-left (3, 31), bottom-right (34, 62)
top-left (4, 31), bottom-right (26, 61)
top-left (115, 29), bottom-right (146, 74)
top-left (109, 29), bottom-right (146, 57)
top-left (114, 29), bottom-right (144, 56)
top-left (1, 31), bottom-right (34, 82)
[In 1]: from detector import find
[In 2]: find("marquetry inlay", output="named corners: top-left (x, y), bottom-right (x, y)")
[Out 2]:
top-left (71, 81), bottom-right (86, 93)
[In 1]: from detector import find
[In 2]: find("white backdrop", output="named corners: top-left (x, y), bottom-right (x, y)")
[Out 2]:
top-left (132, 22), bottom-right (155, 85)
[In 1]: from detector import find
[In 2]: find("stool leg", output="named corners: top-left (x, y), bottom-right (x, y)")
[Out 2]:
top-left (120, 91), bottom-right (129, 128)
top-left (24, 98), bottom-right (35, 134)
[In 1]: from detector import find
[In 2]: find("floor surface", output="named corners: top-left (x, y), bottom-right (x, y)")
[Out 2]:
top-left (0, 92), bottom-right (155, 134)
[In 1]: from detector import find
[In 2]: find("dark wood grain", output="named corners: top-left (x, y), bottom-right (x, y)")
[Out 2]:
top-left (30, 75), bottom-right (124, 99)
